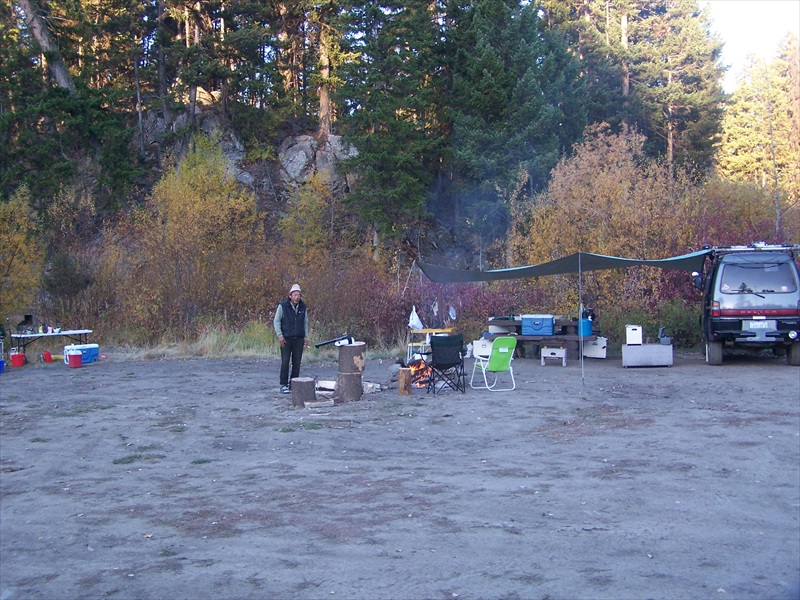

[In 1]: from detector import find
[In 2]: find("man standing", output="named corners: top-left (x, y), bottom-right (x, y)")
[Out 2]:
top-left (274, 284), bottom-right (309, 394)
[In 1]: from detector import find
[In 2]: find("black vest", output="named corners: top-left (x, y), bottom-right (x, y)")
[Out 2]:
top-left (280, 298), bottom-right (306, 338)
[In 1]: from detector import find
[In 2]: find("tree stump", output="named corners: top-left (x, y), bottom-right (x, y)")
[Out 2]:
top-left (291, 377), bottom-right (316, 407)
top-left (398, 368), bottom-right (411, 396)
top-left (337, 372), bottom-right (363, 402)
top-left (335, 341), bottom-right (366, 402)
top-left (338, 341), bottom-right (366, 374)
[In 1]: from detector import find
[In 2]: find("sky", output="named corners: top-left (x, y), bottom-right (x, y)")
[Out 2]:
top-left (699, 0), bottom-right (800, 92)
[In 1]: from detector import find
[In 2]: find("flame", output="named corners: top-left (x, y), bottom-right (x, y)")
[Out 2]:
top-left (408, 358), bottom-right (432, 388)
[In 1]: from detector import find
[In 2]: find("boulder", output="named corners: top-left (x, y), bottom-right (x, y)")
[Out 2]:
top-left (278, 134), bottom-right (357, 193)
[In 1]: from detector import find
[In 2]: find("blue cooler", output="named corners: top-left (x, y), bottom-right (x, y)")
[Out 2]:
top-left (64, 343), bottom-right (100, 364)
top-left (522, 314), bottom-right (554, 336)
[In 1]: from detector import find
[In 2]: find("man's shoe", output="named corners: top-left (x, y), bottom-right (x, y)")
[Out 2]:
top-left (281, 385), bottom-right (290, 394)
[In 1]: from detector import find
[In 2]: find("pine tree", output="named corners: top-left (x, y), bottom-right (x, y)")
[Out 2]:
top-left (626, 0), bottom-right (725, 170)
top-left (539, 0), bottom-right (629, 130)
top-left (446, 0), bottom-right (587, 250)
top-left (337, 0), bottom-right (447, 240)
top-left (540, 0), bottom-right (725, 171)
top-left (716, 34), bottom-right (800, 239)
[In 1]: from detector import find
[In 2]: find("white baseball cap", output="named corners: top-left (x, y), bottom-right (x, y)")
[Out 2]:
top-left (289, 284), bottom-right (302, 294)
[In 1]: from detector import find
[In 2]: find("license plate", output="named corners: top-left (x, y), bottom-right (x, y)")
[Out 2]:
top-left (746, 320), bottom-right (775, 330)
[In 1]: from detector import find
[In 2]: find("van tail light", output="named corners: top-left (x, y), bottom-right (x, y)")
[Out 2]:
top-left (711, 301), bottom-right (721, 317)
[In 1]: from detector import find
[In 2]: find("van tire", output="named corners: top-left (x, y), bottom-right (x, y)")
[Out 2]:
top-left (706, 341), bottom-right (723, 365)
top-left (788, 342), bottom-right (800, 366)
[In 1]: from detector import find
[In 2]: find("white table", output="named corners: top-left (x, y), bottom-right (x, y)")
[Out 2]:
top-left (10, 329), bottom-right (93, 354)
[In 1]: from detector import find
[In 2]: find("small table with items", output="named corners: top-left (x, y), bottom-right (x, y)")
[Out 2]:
top-left (484, 319), bottom-right (595, 360)
top-left (10, 329), bottom-right (93, 354)
top-left (407, 328), bottom-right (454, 363)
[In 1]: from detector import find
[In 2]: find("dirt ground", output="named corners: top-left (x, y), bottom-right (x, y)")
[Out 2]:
top-left (1, 348), bottom-right (799, 600)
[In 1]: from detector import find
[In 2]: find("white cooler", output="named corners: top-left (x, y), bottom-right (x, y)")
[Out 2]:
top-left (472, 338), bottom-right (493, 358)
top-left (625, 325), bottom-right (643, 345)
top-left (582, 336), bottom-right (608, 359)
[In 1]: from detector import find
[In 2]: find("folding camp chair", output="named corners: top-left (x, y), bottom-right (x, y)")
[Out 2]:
top-left (470, 336), bottom-right (517, 391)
top-left (427, 334), bottom-right (466, 394)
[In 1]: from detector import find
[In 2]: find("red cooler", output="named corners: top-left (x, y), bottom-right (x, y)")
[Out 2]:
top-left (67, 349), bottom-right (83, 368)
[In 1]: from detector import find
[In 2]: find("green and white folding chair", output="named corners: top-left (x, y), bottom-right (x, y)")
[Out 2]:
top-left (470, 336), bottom-right (517, 391)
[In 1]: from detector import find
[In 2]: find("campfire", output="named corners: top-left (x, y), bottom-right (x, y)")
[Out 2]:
top-left (407, 357), bottom-right (432, 388)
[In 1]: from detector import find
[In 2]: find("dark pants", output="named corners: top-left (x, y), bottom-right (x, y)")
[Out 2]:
top-left (280, 336), bottom-right (305, 386)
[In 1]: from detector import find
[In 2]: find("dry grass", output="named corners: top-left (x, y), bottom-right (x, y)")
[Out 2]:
top-left (103, 324), bottom-right (405, 362)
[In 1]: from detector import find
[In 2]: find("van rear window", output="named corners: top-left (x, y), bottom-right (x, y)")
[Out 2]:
top-left (720, 263), bottom-right (798, 294)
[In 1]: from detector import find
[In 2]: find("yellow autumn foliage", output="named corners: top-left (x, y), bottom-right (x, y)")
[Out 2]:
top-left (100, 135), bottom-right (263, 337)
top-left (0, 186), bottom-right (45, 319)
top-left (509, 124), bottom-right (701, 316)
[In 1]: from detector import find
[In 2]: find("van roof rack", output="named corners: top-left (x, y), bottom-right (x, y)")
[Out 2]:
top-left (710, 243), bottom-right (800, 256)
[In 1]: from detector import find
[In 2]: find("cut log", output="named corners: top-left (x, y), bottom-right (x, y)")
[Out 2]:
top-left (337, 372), bottom-right (363, 402)
top-left (338, 341), bottom-right (366, 374)
top-left (398, 368), bottom-right (411, 396)
top-left (291, 377), bottom-right (316, 407)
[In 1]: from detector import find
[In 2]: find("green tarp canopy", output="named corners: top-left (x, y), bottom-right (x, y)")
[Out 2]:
top-left (417, 248), bottom-right (713, 383)
top-left (417, 249), bottom-right (712, 283)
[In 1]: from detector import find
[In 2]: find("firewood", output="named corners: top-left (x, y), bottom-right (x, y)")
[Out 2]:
top-left (398, 368), bottom-right (411, 395)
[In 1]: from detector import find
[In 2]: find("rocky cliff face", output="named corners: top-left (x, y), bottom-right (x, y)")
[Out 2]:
top-left (142, 105), bottom-right (356, 206)
top-left (139, 105), bottom-right (474, 266)
top-left (277, 134), bottom-right (357, 194)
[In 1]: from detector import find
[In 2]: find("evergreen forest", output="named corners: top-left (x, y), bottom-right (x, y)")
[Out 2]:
top-left (1, 0), bottom-right (799, 351)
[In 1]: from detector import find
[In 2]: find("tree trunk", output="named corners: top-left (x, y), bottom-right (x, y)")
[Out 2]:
top-left (188, 5), bottom-right (200, 122)
top-left (278, 4), bottom-right (302, 94)
top-left (220, 1), bottom-right (229, 116)
top-left (667, 111), bottom-right (674, 169)
top-left (17, 0), bottom-right (76, 94)
top-left (765, 76), bottom-right (782, 238)
top-left (134, 40), bottom-right (145, 157)
top-left (621, 13), bottom-right (629, 97)
top-left (317, 26), bottom-right (332, 139)
top-left (157, 0), bottom-right (172, 126)
top-left (371, 224), bottom-right (380, 262)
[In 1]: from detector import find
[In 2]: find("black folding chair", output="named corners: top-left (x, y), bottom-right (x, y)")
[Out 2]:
top-left (427, 334), bottom-right (466, 394)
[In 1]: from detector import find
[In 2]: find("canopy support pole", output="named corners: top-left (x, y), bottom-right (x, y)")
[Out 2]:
top-left (579, 252), bottom-right (585, 386)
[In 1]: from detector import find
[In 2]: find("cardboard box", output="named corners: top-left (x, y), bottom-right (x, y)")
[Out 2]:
top-left (64, 343), bottom-right (99, 364)
top-left (522, 314), bottom-right (554, 336)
